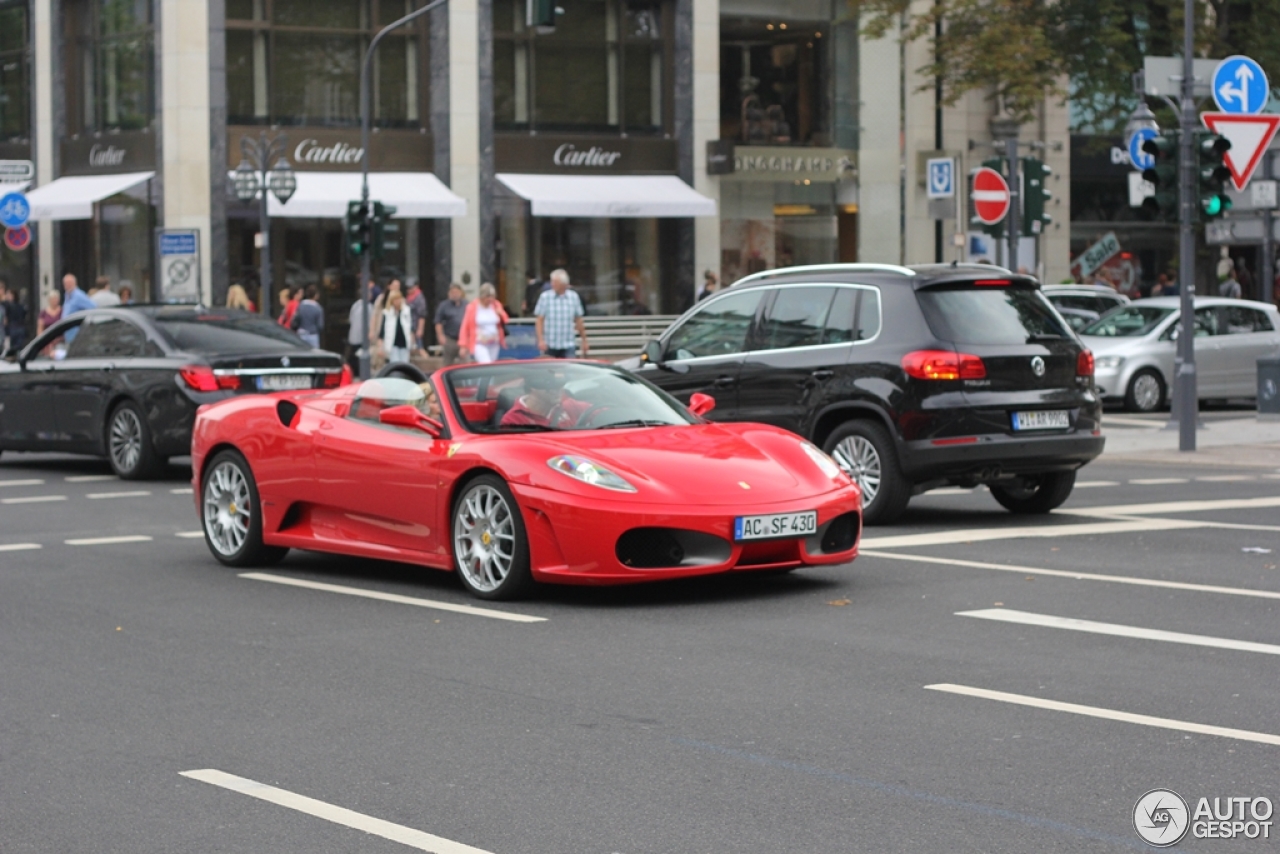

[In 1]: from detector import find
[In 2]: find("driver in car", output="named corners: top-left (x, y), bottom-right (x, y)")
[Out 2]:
top-left (500, 372), bottom-right (590, 428)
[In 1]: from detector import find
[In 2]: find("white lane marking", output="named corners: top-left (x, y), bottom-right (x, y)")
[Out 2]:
top-left (181, 769), bottom-right (494, 854)
top-left (0, 479), bottom-right (45, 487)
top-left (0, 543), bottom-right (42, 552)
top-left (1075, 480), bottom-right (1119, 488)
top-left (925, 487), bottom-right (975, 496)
top-left (65, 535), bottom-right (153, 545)
top-left (1069, 495), bottom-right (1280, 517)
top-left (1266, 474), bottom-right (1280, 480)
top-left (925, 683), bottom-right (1280, 747)
top-left (1102, 416), bottom-right (1163, 428)
top-left (859, 550), bottom-right (1280, 601)
top-left (240, 573), bottom-right (547, 623)
top-left (170, 487), bottom-right (193, 495)
top-left (1128, 478), bottom-right (1188, 485)
top-left (1, 495), bottom-right (68, 505)
top-left (65, 475), bottom-right (117, 483)
top-left (861, 517), bottom-right (1199, 549)
top-left (1196, 474), bottom-right (1256, 482)
top-left (958, 608), bottom-right (1280, 656)
top-left (86, 490), bottom-right (152, 499)
top-left (175, 531), bottom-right (204, 539)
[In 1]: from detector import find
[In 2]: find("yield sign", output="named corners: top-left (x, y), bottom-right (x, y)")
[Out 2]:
top-left (972, 167), bottom-right (1010, 224)
top-left (1201, 112), bottom-right (1280, 191)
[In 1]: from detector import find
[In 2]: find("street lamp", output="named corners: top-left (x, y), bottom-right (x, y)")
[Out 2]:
top-left (1125, 101), bottom-right (1159, 141)
top-left (234, 133), bottom-right (296, 317)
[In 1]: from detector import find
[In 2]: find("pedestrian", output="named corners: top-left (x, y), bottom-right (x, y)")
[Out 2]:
top-left (433, 282), bottom-right (468, 366)
top-left (290, 284), bottom-right (325, 348)
top-left (346, 281), bottom-right (375, 374)
top-left (117, 284), bottom-right (134, 305)
top-left (1218, 271), bottom-right (1242, 299)
top-left (458, 283), bottom-right (509, 364)
top-left (277, 286), bottom-right (300, 328)
top-left (60, 273), bottom-right (96, 343)
top-left (225, 283), bottom-right (254, 312)
top-left (534, 268), bottom-right (589, 359)
top-left (370, 279), bottom-right (402, 340)
top-left (1235, 258), bottom-right (1254, 295)
top-left (0, 278), bottom-right (26, 352)
top-left (521, 271), bottom-right (546, 317)
top-left (380, 289), bottom-right (415, 364)
top-left (697, 269), bottom-right (719, 301)
top-left (88, 275), bottom-right (120, 307)
top-left (405, 276), bottom-right (428, 355)
top-left (38, 290), bottom-right (61, 335)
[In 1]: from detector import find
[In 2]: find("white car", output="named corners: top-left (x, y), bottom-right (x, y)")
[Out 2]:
top-left (1081, 297), bottom-right (1280, 411)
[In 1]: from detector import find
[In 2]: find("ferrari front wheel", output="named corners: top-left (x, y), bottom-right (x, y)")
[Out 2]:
top-left (452, 474), bottom-right (533, 600)
top-left (202, 450), bottom-right (288, 567)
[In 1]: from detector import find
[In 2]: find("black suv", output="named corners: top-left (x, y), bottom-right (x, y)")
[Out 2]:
top-left (623, 264), bottom-right (1103, 524)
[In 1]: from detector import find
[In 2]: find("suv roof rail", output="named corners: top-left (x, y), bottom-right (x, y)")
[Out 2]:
top-left (729, 263), bottom-right (916, 288)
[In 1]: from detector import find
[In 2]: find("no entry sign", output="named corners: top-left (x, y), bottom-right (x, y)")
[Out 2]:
top-left (972, 167), bottom-right (1011, 225)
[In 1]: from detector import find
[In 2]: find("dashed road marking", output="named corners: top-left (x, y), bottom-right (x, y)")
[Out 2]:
top-left (1, 495), bottom-right (67, 505)
top-left (65, 535), bottom-right (154, 546)
top-left (958, 608), bottom-right (1280, 656)
top-left (1128, 478), bottom-right (1188, 485)
top-left (0, 543), bottom-right (42, 552)
top-left (175, 531), bottom-right (204, 539)
top-left (240, 573), bottom-right (548, 623)
top-left (65, 475), bottom-right (117, 483)
top-left (0, 479), bottom-right (45, 488)
top-left (860, 550), bottom-right (1280, 601)
top-left (1196, 474), bottom-right (1257, 482)
top-left (861, 517), bottom-right (1199, 549)
top-left (1067, 495), bottom-right (1280, 517)
top-left (925, 683), bottom-right (1280, 746)
top-left (180, 769), bottom-right (495, 854)
top-left (1075, 480), bottom-right (1120, 488)
top-left (170, 488), bottom-right (193, 495)
top-left (86, 490), bottom-right (152, 499)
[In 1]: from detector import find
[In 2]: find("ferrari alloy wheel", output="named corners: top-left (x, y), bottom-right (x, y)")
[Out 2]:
top-left (989, 470), bottom-right (1077, 515)
top-left (452, 475), bottom-right (533, 600)
top-left (201, 450), bottom-right (288, 567)
top-left (107, 401), bottom-right (161, 480)
top-left (823, 420), bottom-right (911, 526)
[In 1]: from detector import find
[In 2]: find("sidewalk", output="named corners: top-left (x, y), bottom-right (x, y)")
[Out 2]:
top-left (1101, 413), bottom-right (1280, 467)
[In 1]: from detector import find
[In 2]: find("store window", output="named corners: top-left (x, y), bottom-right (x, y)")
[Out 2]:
top-left (0, 2), bottom-right (29, 142)
top-left (493, 0), bottom-right (669, 133)
top-left (720, 12), bottom-right (829, 145)
top-left (64, 0), bottom-right (155, 134)
top-left (227, 0), bottom-right (426, 127)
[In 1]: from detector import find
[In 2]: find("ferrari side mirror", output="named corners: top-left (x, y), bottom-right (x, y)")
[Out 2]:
top-left (688, 392), bottom-right (716, 417)
top-left (379, 404), bottom-right (443, 437)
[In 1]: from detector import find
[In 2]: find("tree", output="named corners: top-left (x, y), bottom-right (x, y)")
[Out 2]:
top-left (854, 0), bottom-right (1280, 129)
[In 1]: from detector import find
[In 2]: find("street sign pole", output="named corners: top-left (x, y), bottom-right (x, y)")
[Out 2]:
top-left (1263, 154), bottom-right (1276, 306)
top-left (1172, 0), bottom-right (1197, 451)
top-left (1005, 140), bottom-right (1020, 272)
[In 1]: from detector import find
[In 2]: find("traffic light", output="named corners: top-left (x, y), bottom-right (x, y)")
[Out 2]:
top-left (527, 0), bottom-right (556, 29)
top-left (1140, 132), bottom-right (1179, 221)
top-left (971, 158), bottom-right (1005, 240)
top-left (370, 202), bottom-right (400, 260)
top-left (1021, 157), bottom-right (1052, 235)
top-left (1195, 131), bottom-right (1232, 220)
top-left (346, 200), bottom-right (371, 257)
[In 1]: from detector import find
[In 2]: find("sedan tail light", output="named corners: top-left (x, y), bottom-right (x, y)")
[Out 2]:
top-left (321, 370), bottom-right (343, 388)
top-left (179, 365), bottom-right (238, 392)
top-left (1076, 349), bottom-right (1095, 377)
top-left (340, 365), bottom-right (353, 386)
top-left (902, 350), bottom-right (986, 381)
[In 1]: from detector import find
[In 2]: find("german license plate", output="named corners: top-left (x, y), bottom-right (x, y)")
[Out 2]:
top-left (734, 510), bottom-right (818, 541)
top-left (257, 373), bottom-right (312, 391)
top-left (1012, 409), bottom-right (1070, 430)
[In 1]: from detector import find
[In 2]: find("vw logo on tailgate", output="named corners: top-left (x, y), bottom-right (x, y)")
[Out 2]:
top-left (1030, 356), bottom-right (1046, 377)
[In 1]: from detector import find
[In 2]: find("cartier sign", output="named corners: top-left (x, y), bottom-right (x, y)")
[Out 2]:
top-left (89, 144), bottom-right (127, 167)
top-left (60, 130), bottom-right (156, 175)
top-left (553, 144), bottom-right (622, 168)
top-left (295, 138), bottom-right (364, 165)
top-left (496, 134), bottom-right (676, 174)
top-left (227, 126), bottom-right (432, 172)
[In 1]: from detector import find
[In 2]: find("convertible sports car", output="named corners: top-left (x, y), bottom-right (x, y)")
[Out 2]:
top-left (192, 360), bottom-right (863, 599)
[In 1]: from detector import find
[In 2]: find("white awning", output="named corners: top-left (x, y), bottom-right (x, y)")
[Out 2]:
top-left (495, 173), bottom-right (717, 217)
top-left (1, 181), bottom-right (31, 192)
top-left (24, 171), bottom-right (155, 220)
top-left (251, 171), bottom-right (466, 219)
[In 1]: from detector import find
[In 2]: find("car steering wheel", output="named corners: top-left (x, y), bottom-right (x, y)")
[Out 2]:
top-left (575, 403), bottom-right (616, 428)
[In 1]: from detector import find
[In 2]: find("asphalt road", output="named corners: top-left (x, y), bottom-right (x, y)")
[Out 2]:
top-left (2, 444), bottom-right (1278, 853)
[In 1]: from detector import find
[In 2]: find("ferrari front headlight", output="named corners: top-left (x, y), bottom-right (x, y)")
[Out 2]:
top-left (547, 455), bottom-right (637, 493)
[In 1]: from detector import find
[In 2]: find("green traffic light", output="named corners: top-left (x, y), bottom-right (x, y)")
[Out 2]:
top-left (1203, 195), bottom-right (1222, 216)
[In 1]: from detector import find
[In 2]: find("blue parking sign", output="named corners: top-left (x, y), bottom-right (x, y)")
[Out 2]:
top-left (0, 191), bottom-right (29, 229)
top-left (926, 157), bottom-right (955, 199)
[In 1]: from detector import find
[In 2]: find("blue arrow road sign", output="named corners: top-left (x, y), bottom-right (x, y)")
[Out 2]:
top-left (1213, 55), bottom-right (1269, 115)
top-left (0, 191), bottom-right (29, 229)
top-left (926, 157), bottom-right (955, 199)
top-left (1128, 128), bottom-right (1158, 171)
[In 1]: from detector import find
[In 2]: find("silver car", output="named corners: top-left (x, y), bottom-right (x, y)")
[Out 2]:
top-left (1081, 297), bottom-right (1280, 411)
top-left (1042, 284), bottom-right (1130, 332)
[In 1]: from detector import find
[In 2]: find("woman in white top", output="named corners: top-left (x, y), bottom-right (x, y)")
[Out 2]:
top-left (380, 291), bottom-right (416, 364)
top-left (458, 283), bottom-right (510, 364)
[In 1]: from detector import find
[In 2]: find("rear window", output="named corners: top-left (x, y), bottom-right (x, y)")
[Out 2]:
top-left (1080, 305), bottom-right (1173, 337)
top-left (915, 286), bottom-right (1071, 345)
top-left (152, 311), bottom-right (311, 354)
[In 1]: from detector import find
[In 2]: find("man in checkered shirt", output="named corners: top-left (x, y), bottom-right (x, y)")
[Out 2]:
top-left (534, 268), bottom-right (590, 358)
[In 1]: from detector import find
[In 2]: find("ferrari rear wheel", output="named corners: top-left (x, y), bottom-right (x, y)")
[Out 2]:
top-left (452, 474), bottom-right (533, 600)
top-left (202, 450), bottom-right (288, 567)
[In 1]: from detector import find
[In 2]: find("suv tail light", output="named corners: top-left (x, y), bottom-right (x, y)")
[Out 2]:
top-left (902, 350), bottom-right (987, 381)
top-left (321, 370), bottom-right (343, 388)
top-left (340, 365), bottom-right (353, 386)
top-left (179, 365), bottom-right (238, 392)
top-left (1076, 349), bottom-right (1095, 377)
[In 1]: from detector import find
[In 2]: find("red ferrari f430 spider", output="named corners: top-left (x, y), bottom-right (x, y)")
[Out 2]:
top-left (192, 360), bottom-right (862, 599)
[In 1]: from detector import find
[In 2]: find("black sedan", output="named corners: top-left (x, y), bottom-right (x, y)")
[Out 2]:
top-left (0, 306), bottom-right (346, 478)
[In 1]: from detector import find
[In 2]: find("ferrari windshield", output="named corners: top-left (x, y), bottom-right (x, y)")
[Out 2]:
top-left (446, 362), bottom-right (694, 433)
